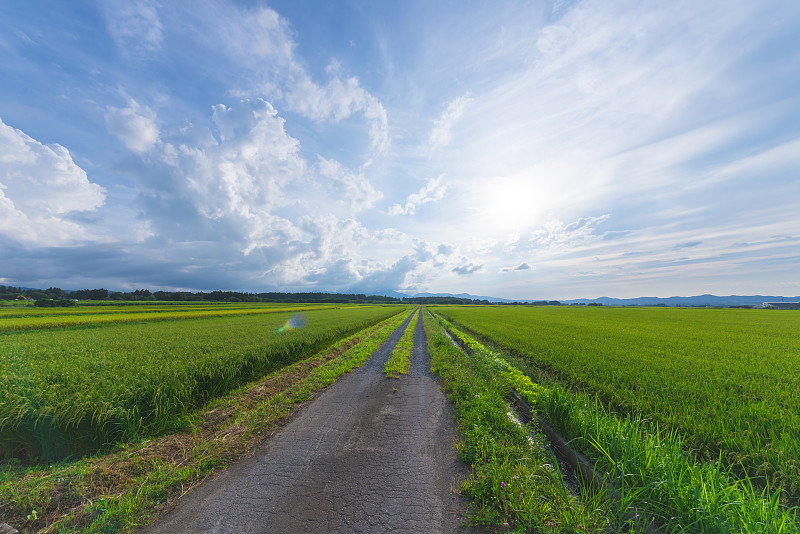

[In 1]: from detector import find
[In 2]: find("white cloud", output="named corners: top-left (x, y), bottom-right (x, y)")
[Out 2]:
top-left (224, 6), bottom-right (295, 66)
top-left (102, 0), bottom-right (164, 57)
top-left (8, 0), bottom-right (797, 299)
top-left (429, 94), bottom-right (473, 149)
top-left (105, 100), bottom-right (160, 154)
top-left (105, 2), bottom-right (389, 156)
top-left (449, 1), bottom-right (769, 218)
top-left (452, 262), bottom-right (483, 276)
top-left (145, 99), bottom-right (306, 255)
top-left (437, 244), bottom-right (454, 256)
top-left (0, 117), bottom-right (105, 245)
top-left (316, 157), bottom-right (382, 211)
top-left (529, 215), bottom-right (610, 249)
top-left (388, 175), bottom-right (447, 216)
top-left (191, 4), bottom-right (389, 152)
top-left (286, 73), bottom-right (389, 152)
top-left (301, 214), bottom-right (370, 263)
top-left (500, 262), bottom-right (531, 273)
top-left (93, 94), bottom-right (407, 290)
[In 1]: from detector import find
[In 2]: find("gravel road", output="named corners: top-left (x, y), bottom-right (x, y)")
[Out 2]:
top-left (142, 309), bottom-right (477, 533)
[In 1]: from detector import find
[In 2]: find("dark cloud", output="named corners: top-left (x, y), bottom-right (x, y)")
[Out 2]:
top-left (675, 240), bottom-right (702, 249)
top-left (452, 263), bottom-right (482, 275)
top-left (500, 262), bottom-right (531, 273)
top-left (348, 255), bottom-right (420, 293)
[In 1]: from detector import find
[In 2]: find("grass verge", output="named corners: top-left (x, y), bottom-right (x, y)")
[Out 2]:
top-left (384, 307), bottom-right (418, 378)
top-left (423, 310), bottom-right (624, 533)
top-left (0, 309), bottom-right (413, 533)
top-left (433, 311), bottom-right (800, 534)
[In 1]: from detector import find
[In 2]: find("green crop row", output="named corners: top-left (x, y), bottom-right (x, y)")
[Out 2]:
top-left (0, 306), bottom-right (405, 461)
top-left (384, 308), bottom-right (418, 377)
top-left (0, 303), bottom-right (339, 333)
top-left (422, 310), bottom-right (625, 532)
top-left (435, 306), bottom-right (800, 505)
top-left (432, 311), bottom-right (799, 533)
top-left (0, 303), bottom-right (262, 318)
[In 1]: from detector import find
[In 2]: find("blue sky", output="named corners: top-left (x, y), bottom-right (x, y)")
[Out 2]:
top-left (1, 0), bottom-right (799, 299)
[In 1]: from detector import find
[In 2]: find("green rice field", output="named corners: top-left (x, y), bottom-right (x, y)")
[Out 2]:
top-left (0, 303), bottom-right (338, 332)
top-left (435, 305), bottom-right (800, 503)
top-left (0, 304), bottom-right (404, 461)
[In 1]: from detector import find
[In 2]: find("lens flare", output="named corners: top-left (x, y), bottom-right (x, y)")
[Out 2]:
top-left (276, 312), bottom-right (308, 333)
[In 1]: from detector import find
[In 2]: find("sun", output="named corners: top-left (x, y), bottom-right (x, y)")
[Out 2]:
top-left (472, 175), bottom-right (550, 233)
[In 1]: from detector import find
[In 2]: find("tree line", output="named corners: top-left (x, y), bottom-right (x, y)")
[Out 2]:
top-left (1, 285), bottom-right (564, 306)
top-left (1, 285), bottom-right (400, 304)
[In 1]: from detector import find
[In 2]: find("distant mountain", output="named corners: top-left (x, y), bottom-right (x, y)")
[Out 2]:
top-left (360, 289), bottom-right (412, 299)
top-left (561, 295), bottom-right (800, 307)
top-left (410, 292), bottom-right (515, 303)
top-left (392, 292), bottom-right (800, 307)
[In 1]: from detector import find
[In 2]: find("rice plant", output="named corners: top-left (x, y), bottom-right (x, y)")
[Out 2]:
top-left (433, 310), bottom-right (800, 532)
top-left (436, 305), bottom-right (800, 505)
top-left (0, 305), bottom-right (404, 460)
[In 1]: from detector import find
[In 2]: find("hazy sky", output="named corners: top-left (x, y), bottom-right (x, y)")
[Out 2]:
top-left (1, 0), bottom-right (799, 299)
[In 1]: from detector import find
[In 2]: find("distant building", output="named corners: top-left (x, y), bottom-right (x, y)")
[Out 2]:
top-left (762, 302), bottom-right (800, 310)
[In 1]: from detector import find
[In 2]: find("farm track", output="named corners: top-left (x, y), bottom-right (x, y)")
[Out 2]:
top-left (141, 309), bottom-right (478, 534)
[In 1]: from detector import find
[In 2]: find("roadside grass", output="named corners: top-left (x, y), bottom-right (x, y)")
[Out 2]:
top-left (423, 310), bottom-right (624, 533)
top-left (432, 311), bottom-right (800, 534)
top-left (384, 307), bottom-right (418, 378)
top-left (0, 309), bottom-right (413, 534)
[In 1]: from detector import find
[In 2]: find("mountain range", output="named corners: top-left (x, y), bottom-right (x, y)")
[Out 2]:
top-left (390, 292), bottom-right (800, 307)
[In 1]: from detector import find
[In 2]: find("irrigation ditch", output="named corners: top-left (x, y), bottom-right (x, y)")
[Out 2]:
top-left (439, 317), bottom-right (663, 533)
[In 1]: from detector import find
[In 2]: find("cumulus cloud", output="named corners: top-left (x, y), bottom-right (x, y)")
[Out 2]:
top-left (0, 117), bottom-right (105, 245)
top-left (452, 262), bottom-right (483, 275)
top-left (316, 157), bottom-right (382, 211)
top-left (388, 175), bottom-right (448, 216)
top-left (164, 100), bottom-right (306, 254)
top-left (429, 94), bottom-right (473, 149)
top-left (213, 5), bottom-right (390, 152)
top-left (212, 5), bottom-right (389, 153)
top-left (115, 99), bottom-right (395, 290)
top-left (301, 215), bottom-right (369, 263)
top-left (105, 100), bottom-right (160, 154)
top-left (104, 2), bottom-right (389, 156)
top-left (437, 244), bottom-right (454, 255)
top-left (286, 73), bottom-right (389, 152)
top-left (347, 254), bottom-right (419, 293)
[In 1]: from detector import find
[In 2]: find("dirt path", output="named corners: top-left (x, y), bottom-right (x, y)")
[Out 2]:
top-left (142, 309), bottom-right (476, 533)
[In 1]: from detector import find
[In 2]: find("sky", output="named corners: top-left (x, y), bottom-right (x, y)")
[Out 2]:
top-left (1, 0), bottom-right (799, 300)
